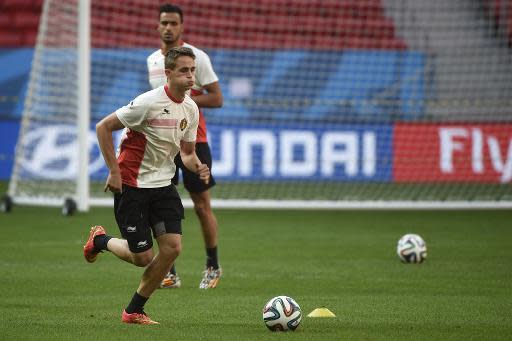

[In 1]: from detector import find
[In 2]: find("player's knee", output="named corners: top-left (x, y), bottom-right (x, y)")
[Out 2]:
top-left (131, 252), bottom-right (153, 267)
top-left (193, 198), bottom-right (211, 217)
top-left (159, 241), bottom-right (181, 259)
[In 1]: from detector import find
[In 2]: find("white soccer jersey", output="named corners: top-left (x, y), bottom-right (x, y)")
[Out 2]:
top-left (147, 42), bottom-right (219, 91)
top-left (116, 85), bottom-right (199, 188)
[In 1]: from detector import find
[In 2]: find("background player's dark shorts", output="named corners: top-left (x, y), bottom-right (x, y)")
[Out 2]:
top-left (172, 142), bottom-right (216, 193)
top-left (114, 184), bottom-right (184, 253)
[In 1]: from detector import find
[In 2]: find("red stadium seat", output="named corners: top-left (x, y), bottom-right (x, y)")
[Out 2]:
top-left (23, 29), bottom-right (38, 46)
top-left (1, 0), bottom-right (35, 10)
top-left (0, 31), bottom-right (24, 46)
top-left (32, 0), bottom-right (43, 11)
top-left (12, 12), bottom-right (40, 29)
top-left (0, 14), bottom-right (11, 29)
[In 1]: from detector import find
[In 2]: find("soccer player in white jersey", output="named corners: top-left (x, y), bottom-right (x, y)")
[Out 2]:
top-left (148, 4), bottom-right (223, 290)
top-left (84, 47), bottom-right (209, 324)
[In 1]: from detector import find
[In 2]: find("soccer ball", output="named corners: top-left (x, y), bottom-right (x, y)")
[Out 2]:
top-left (262, 296), bottom-right (302, 331)
top-left (397, 234), bottom-right (427, 263)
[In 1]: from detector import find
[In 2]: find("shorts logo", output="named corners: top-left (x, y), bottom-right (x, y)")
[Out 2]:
top-left (126, 226), bottom-right (136, 233)
top-left (137, 240), bottom-right (148, 248)
top-left (180, 118), bottom-right (188, 131)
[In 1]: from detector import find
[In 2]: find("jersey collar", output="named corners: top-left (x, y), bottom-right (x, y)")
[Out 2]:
top-left (164, 84), bottom-right (184, 103)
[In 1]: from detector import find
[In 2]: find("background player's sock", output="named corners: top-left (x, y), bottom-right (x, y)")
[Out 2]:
top-left (206, 246), bottom-right (219, 269)
top-left (169, 264), bottom-right (177, 275)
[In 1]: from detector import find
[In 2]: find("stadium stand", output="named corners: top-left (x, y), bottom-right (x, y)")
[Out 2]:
top-left (0, 0), bottom-right (42, 46)
top-left (0, 0), bottom-right (405, 49)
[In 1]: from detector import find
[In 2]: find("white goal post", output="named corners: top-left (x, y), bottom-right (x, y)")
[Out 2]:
top-left (4, 0), bottom-right (512, 212)
top-left (77, 0), bottom-right (90, 212)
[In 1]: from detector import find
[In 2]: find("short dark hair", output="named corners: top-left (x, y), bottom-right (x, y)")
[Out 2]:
top-left (165, 46), bottom-right (195, 70)
top-left (159, 4), bottom-right (183, 23)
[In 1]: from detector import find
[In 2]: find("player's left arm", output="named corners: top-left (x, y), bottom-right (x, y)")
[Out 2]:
top-left (190, 81), bottom-right (223, 108)
top-left (180, 140), bottom-right (210, 183)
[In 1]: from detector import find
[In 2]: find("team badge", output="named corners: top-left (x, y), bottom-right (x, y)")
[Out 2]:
top-left (180, 118), bottom-right (188, 131)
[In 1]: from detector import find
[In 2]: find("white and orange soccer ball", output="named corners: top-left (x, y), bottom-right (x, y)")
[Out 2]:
top-left (397, 233), bottom-right (427, 263)
top-left (262, 296), bottom-right (302, 331)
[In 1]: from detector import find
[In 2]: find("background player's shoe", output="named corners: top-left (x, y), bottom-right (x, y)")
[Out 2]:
top-left (121, 310), bottom-right (159, 324)
top-left (159, 272), bottom-right (181, 289)
top-left (199, 267), bottom-right (222, 289)
top-left (83, 225), bottom-right (106, 263)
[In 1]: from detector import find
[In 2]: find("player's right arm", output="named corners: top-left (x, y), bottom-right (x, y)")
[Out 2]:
top-left (98, 94), bottom-right (150, 192)
top-left (180, 140), bottom-right (210, 184)
top-left (96, 113), bottom-right (125, 193)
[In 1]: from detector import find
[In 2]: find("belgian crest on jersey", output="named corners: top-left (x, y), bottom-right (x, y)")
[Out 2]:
top-left (180, 118), bottom-right (188, 131)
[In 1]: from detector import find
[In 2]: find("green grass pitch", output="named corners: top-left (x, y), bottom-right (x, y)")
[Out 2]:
top-left (0, 206), bottom-right (511, 340)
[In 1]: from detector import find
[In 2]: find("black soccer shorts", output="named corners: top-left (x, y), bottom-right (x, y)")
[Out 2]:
top-left (172, 142), bottom-right (216, 193)
top-left (114, 184), bottom-right (184, 253)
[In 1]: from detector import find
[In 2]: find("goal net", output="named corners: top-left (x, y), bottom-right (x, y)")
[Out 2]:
top-left (7, 0), bottom-right (512, 210)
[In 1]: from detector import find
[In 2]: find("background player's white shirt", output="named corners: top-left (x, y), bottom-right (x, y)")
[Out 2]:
top-left (147, 42), bottom-right (219, 90)
top-left (116, 85), bottom-right (199, 188)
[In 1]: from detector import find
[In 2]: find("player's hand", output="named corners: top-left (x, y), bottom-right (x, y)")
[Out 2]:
top-left (196, 163), bottom-right (210, 185)
top-left (104, 171), bottom-right (122, 193)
